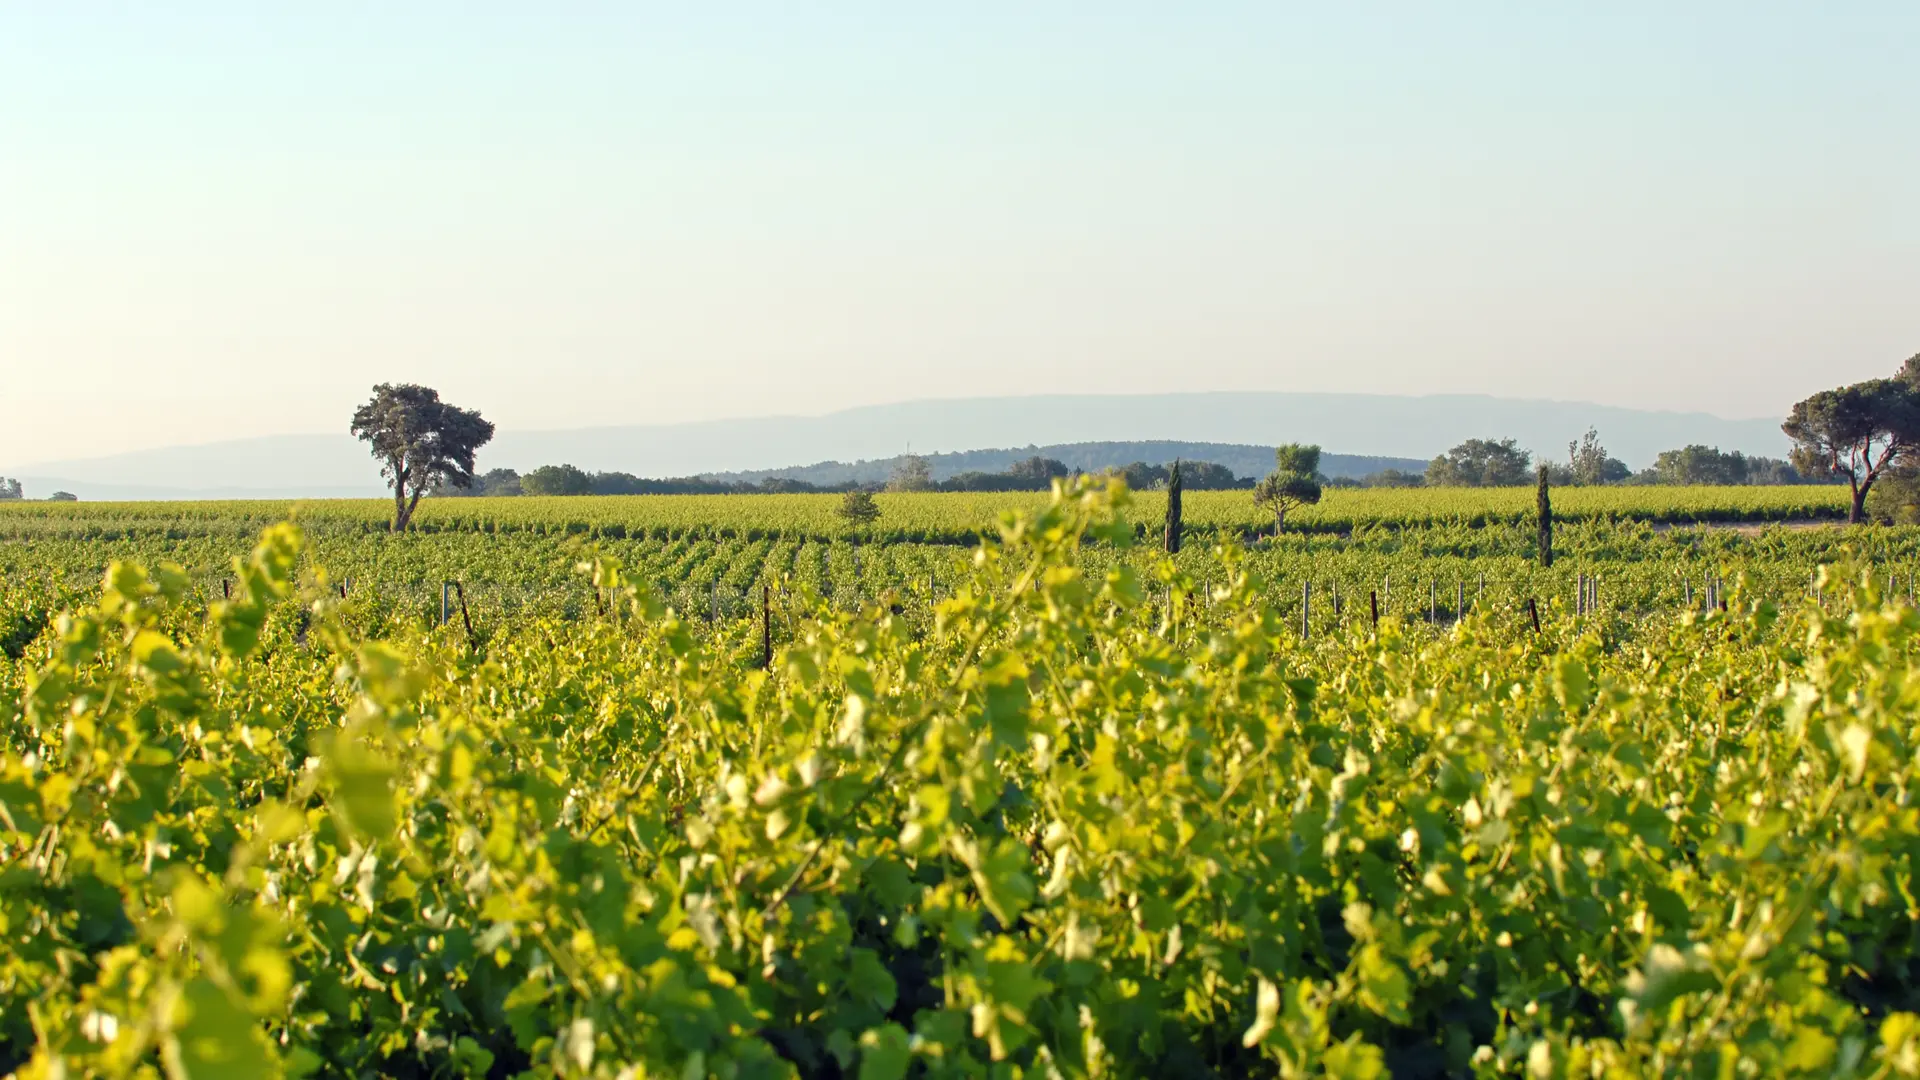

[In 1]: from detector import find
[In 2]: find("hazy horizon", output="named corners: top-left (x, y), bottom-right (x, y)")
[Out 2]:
top-left (1, 390), bottom-right (1801, 502)
top-left (2, 386), bottom-right (1798, 469)
top-left (5, 4), bottom-right (1916, 466)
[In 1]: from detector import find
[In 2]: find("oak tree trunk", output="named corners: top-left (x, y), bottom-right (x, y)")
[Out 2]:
top-left (391, 462), bottom-right (409, 532)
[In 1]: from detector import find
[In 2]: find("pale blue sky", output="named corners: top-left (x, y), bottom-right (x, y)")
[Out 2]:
top-left (3, 3), bottom-right (1915, 465)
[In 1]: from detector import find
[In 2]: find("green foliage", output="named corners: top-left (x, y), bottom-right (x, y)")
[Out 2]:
top-left (939, 457), bottom-right (1075, 493)
top-left (1255, 445), bottom-right (1324, 532)
top-left (0, 599), bottom-right (50, 661)
top-left (885, 456), bottom-right (935, 493)
top-left (1004, 456), bottom-right (1068, 484)
top-left (1112, 459), bottom-right (1240, 492)
top-left (837, 489), bottom-right (882, 527)
top-left (1357, 468), bottom-right (1423, 488)
top-left (1274, 443), bottom-right (1322, 477)
top-left (437, 467), bottom-right (525, 497)
top-left (1784, 377), bottom-right (1920, 522)
top-left (1868, 458), bottom-right (1920, 525)
top-left (6, 481), bottom-right (1920, 1078)
top-left (0, 478), bottom-right (20, 501)
top-left (1426, 438), bottom-right (1533, 487)
top-left (507, 468), bottom-right (853, 497)
top-left (1566, 428), bottom-right (1630, 486)
top-left (1650, 445), bottom-right (1807, 486)
top-left (1253, 472), bottom-right (1322, 530)
top-left (350, 383), bottom-right (496, 531)
top-left (522, 463), bottom-right (597, 497)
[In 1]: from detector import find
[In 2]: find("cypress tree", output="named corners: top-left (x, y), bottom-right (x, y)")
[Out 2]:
top-left (1164, 459), bottom-right (1183, 554)
top-left (1536, 464), bottom-right (1554, 567)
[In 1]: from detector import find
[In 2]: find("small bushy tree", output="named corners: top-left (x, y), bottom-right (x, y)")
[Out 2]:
top-left (1108, 461), bottom-right (1241, 492)
top-left (1741, 457), bottom-right (1811, 485)
top-left (1006, 456), bottom-right (1070, 485)
top-left (837, 489), bottom-right (881, 527)
top-left (1567, 428), bottom-right (1630, 485)
top-left (1427, 438), bottom-right (1532, 487)
top-left (0, 477), bottom-right (21, 500)
top-left (1180, 461), bottom-right (1241, 489)
top-left (437, 467), bottom-right (523, 497)
top-left (1359, 468), bottom-right (1423, 488)
top-left (1254, 444), bottom-right (1322, 533)
top-left (1653, 445), bottom-right (1752, 485)
top-left (886, 455), bottom-right (934, 493)
top-left (1116, 462), bottom-right (1165, 491)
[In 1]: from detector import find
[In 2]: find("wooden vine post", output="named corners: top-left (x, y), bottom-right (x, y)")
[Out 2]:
top-left (1536, 464), bottom-right (1554, 568)
top-left (760, 582), bottom-right (773, 670)
top-left (1163, 459), bottom-right (1183, 554)
top-left (454, 581), bottom-right (476, 649)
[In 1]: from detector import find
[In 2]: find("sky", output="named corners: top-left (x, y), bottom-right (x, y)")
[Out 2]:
top-left (3, 3), bottom-right (1916, 467)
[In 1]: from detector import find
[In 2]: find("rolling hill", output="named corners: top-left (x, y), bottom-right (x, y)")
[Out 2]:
top-left (710, 442), bottom-right (1425, 487)
top-left (1, 391), bottom-right (1791, 500)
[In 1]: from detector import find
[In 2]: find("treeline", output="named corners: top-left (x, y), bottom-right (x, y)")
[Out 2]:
top-left (442, 436), bottom-right (1837, 500)
top-left (1107, 460), bottom-right (1245, 491)
top-left (0, 477), bottom-right (77, 502)
top-left (904, 456), bottom-right (1247, 493)
top-left (438, 466), bottom-right (849, 498)
top-left (702, 442), bottom-right (1420, 487)
top-left (1339, 433), bottom-right (1829, 489)
top-left (441, 455), bottom-right (1254, 498)
top-left (1323, 348), bottom-right (1920, 527)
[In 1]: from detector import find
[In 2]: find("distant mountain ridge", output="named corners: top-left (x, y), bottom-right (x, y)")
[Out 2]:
top-left (710, 441), bottom-right (1426, 486)
top-left (2, 391), bottom-right (1792, 501)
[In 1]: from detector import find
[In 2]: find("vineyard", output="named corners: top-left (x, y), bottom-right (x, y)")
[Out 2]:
top-left (0, 484), bottom-right (1851, 546)
top-left (4, 480), bottom-right (1919, 1078)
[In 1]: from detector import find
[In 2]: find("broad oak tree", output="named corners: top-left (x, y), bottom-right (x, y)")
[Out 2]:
top-left (1425, 438), bottom-right (1533, 487)
top-left (351, 383), bottom-right (495, 531)
top-left (1783, 374), bottom-right (1920, 524)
